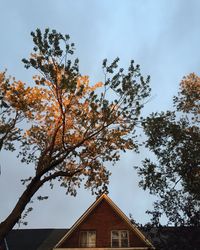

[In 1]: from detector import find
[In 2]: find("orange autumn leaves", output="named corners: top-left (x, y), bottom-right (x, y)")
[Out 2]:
top-left (180, 73), bottom-right (200, 116)
top-left (1, 73), bottom-right (107, 151)
top-left (1, 63), bottom-right (136, 174)
top-left (1, 74), bottom-right (46, 119)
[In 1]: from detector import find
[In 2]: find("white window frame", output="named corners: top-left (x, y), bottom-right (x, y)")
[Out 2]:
top-left (79, 231), bottom-right (96, 248)
top-left (111, 230), bottom-right (129, 248)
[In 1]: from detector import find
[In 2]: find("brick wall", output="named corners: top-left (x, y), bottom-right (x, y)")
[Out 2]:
top-left (60, 199), bottom-right (148, 248)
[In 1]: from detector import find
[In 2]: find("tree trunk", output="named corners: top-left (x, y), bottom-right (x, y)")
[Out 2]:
top-left (0, 175), bottom-right (43, 242)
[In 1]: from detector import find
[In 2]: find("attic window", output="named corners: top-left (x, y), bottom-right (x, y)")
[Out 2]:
top-left (111, 230), bottom-right (129, 248)
top-left (80, 231), bottom-right (96, 247)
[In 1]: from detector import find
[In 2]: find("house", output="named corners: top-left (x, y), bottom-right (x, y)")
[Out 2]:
top-left (0, 194), bottom-right (154, 250)
top-left (1, 194), bottom-right (200, 249)
top-left (54, 193), bottom-right (154, 249)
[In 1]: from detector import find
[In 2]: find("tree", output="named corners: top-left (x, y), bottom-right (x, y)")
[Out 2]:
top-left (0, 28), bottom-right (150, 241)
top-left (136, 73), bottom-right (200, 228)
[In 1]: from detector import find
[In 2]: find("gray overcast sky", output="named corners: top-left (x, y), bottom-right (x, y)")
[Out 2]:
top-left (1, 0), bottom-right (200, 229)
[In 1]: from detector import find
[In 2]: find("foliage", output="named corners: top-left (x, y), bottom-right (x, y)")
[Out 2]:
top-left (19, 28), bottom-right (150, 194)
top-left (136, 73), bottom-right (200, 227)
top-left (0, 28), bottom-right (150, 239)
top-left (130, 214), bottom-right (200, 250)
top-left (0, 71), bottom-right (45, 152)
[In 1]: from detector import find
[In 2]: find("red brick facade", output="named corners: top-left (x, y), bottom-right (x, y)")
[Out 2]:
top-left (59, 198), bottom-right (150, 248)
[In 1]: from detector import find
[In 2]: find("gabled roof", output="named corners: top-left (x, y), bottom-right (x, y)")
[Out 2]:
top-left (4, 226), bottom-right (200, 250)
top-left (5, 229), bottom-right (67, 250)
top-left (55, 194), bottom-right (154, 249)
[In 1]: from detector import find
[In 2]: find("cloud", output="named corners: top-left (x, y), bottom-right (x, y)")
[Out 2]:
top-left (1, 0), bottom-right (200, 229)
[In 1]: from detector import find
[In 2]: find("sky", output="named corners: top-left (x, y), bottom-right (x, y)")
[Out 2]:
top-left (0, 0), bottom-right (200, 229)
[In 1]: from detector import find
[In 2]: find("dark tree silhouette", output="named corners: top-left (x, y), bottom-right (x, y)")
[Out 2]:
top-left (0, 28), bottom-right (150, 241)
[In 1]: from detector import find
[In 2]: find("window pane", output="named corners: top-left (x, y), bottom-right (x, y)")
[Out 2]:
top-left (121, 239), bottom-right (128, 247)
top-left (80, 231), bottom-right (96, 247)
top-left (112, 231), bottom-right (119, 239)
top-left (88, 231), bottom-right (96, 247)
top-left (111, 230), bottom-right (129, 248)
top-left (121, 231), bottom-right (128, 239)
top-left (80, 232), bottom-right (87, 247)
top-left (112, 239), bottom-right (119, 247)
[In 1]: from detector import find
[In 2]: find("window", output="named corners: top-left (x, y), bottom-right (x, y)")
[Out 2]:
top-left (80, 231), bottom-right (96, 247)
top-left (111, 230), bottom-right (129, 248)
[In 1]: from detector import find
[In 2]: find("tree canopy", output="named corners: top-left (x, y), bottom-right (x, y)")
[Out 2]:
top-left (136, 73), bottom-right (200, 227)
top-left (0, 28), bottom-right (150, 241)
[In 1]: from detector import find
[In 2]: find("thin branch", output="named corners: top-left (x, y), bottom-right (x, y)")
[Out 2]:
top-left (41, 168), bottom-right (82, 185)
